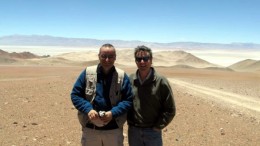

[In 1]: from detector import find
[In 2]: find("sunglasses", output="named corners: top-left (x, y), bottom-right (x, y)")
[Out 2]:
top-left (100, 54), bottom-right (115, 59)
top-left (135, 56), bottom-right (150, 62)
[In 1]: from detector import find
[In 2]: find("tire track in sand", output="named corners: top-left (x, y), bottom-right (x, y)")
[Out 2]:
top-left (168, 78), bottom-right (260, 113)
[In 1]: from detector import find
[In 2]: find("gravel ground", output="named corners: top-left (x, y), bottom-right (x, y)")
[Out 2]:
top-left (0, 66), bottom-right (259, 146)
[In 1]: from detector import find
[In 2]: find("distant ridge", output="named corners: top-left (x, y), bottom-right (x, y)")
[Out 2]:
top-left (0, 49), bottom-right (218, 68)
top-left (0, 49), bottom-right (48, 64)
top-left (1, 48), bottom-right (259, 72)
top-left (55, 49), bottom-right (219, 68)
top-left (229, 59), bottom-right (260, 72)
top-left (150, 50), bottom-right (218, 68)
top-left (1, 35), bottom-right (260, 50)
top-left (0, 49), bottom-right (42, 59)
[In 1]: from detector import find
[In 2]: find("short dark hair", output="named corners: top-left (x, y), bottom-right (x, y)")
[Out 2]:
top-left (134, 45), bottom-right (153, 58)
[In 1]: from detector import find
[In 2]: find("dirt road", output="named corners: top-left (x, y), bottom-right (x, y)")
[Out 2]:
top-left (168, 78), bottom-right (260, 120)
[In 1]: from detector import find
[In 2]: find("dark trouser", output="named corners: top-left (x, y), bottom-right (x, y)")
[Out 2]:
top-left (128, 125), bottom-right (162, 146)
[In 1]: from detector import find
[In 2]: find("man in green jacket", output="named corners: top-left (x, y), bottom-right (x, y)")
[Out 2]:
top-left (127, 45), bottom-right (176, 146)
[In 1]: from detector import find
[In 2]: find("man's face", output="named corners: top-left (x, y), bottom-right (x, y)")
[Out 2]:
top-left (98, 47), bottom-right (116, 70)
top-left (135, 50), bottom-right (152, 71)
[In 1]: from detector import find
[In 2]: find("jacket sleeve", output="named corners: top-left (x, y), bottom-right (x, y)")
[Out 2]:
top-left (70, 69), bottom-right (93, 114)
top-left (155, 77), bottom-right (176, 129)
top-left (110, 73), bottom-right (134, 117)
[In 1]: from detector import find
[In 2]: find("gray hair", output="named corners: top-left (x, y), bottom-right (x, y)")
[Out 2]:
top-left (99, 43), bottom-right (116, 55)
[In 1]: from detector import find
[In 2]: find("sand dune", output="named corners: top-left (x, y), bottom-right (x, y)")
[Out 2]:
top-left (152, 50), bottom-right (218, 68)
top-left (1, 49), bottom-right (260, 72)
top-left (33, 49), bottom-right (221, 68)
top-left (229, 59), bottom-right (260, 72)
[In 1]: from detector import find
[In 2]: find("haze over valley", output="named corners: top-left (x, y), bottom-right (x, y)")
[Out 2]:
top-left (0, 35), bottom-right (260, 67)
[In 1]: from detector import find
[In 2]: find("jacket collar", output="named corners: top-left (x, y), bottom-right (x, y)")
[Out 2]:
top-left (134, 67), bottom-right (156, 86)
top-left (97, 64), bottom-right (116, 76)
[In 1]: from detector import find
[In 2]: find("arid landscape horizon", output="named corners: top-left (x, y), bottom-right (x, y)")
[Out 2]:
top-left (2, 0), bottom-right (260, 144)
top-left (0, 48), bottom-right (260, 146)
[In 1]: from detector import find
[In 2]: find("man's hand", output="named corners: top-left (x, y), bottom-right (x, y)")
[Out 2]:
top-left (100, 111), bottom-right (113, 123)
top-left (88, 109), bottom-right (99, 120)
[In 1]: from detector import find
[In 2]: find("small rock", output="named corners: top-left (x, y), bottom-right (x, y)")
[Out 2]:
top-left (220, 128), bottom-right (225, 135)
top-left (31, 123), bottom-right (38, 125)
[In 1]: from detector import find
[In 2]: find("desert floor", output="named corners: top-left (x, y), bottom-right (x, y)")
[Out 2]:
top-left (0, 65), bottom-right (259, 146)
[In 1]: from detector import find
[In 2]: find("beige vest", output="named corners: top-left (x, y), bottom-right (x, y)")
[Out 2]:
top-left (78, 65), bottom-right (127, 128)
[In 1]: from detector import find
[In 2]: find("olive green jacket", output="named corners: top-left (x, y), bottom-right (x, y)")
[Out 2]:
top-left (127, 67), bottom-right (176, 129)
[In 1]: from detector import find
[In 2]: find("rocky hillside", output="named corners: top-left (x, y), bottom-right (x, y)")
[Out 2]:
top-left (0, 49), bottom-right (48, 64)
top-left (229, 59), bottom-right (260, 72)
top-left (152, 50), bottom-right (219, 68)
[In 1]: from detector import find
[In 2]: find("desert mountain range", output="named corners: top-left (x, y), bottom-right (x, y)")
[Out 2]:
top-left (1, 35), bottom-right (259, 72)
top-left (1, 49), bottom-right (259, 72)
top-left (1, 35), bottom-right (260, 50)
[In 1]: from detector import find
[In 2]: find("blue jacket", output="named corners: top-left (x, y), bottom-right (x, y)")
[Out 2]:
top-left (71, 65), bottom-right (133, 129)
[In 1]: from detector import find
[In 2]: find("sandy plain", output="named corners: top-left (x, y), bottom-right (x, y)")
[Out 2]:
top-left (0, 46), bottom-right (260, 146)
top-left (0, 64), bottom-right (259, 146)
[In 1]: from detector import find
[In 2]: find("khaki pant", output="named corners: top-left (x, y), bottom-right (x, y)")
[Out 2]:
top-left (81, 127), bottom-right (124, 146)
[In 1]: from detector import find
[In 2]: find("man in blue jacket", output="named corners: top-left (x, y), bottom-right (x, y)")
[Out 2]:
top-left (71, 43), bottom-right (133, 146)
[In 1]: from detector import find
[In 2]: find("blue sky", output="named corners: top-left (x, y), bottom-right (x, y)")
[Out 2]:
top-left (1, 0), bottom-right (260, 44)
